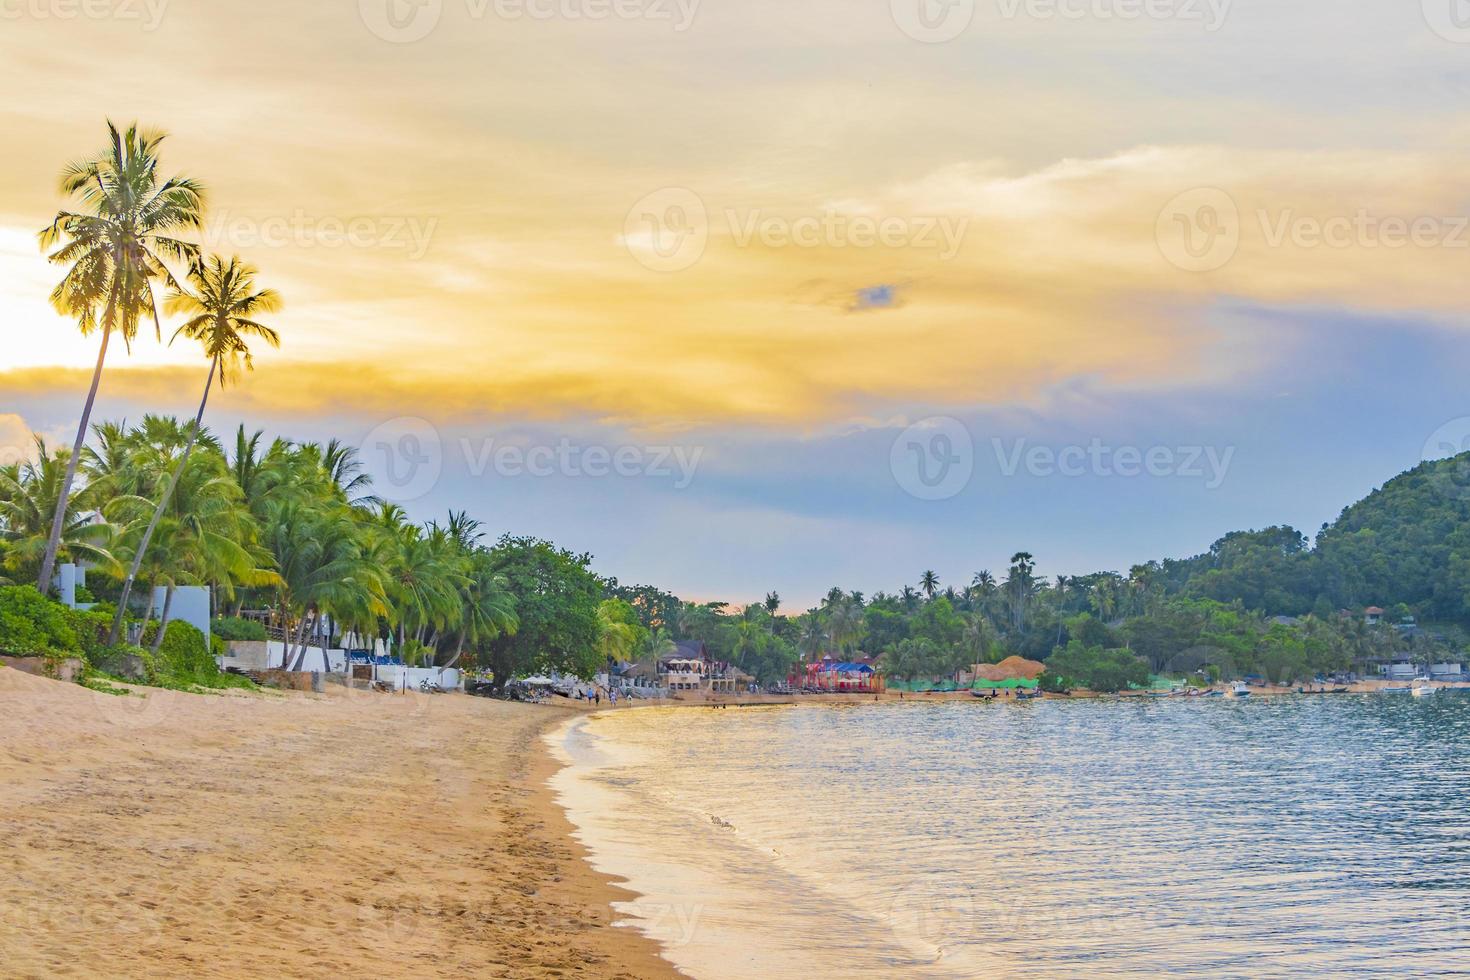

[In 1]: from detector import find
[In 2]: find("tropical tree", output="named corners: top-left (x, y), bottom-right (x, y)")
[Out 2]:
top-left (35, 121), bottom-right (204, 593)
top-left (920, 570), bottom-right (940, 599)
top-left (107, 256), bottom-right (281, 645)
top-left (0, 438), bottom-right (115, 581)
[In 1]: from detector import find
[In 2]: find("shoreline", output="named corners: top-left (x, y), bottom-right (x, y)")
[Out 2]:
top-left (0, 667), bottom-right (676, 979)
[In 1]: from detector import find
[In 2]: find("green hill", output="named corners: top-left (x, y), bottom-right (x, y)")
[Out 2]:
top-left (1162, 453), bottom-right (1470, 623)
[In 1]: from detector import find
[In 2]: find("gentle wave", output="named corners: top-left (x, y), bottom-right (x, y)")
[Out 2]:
top-left (550, 696), bottom-right (1470, 978)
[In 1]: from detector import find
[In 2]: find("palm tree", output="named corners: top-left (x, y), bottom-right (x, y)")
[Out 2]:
top-left (764, 590), bottom-right (781, 622)
top-left (121, 448), bottom-right (278, 655)
top-left (319, 438), bottom-right (378, 508)
top-left (962, 612), bottom-right (997, 665)
top-left (36, 122), bottom-right (204, 593)
top-left (596, 599), bottom-right (641, 664)
top-left (920, 570), bottom-right (939, 599)
top-left (0, 437), bottom-right (115, 580)
top-left (107, 256), bottom-right (280, 645)
top-left (441, 552), bottom-right (517, 674)
top-left (797, 614), bottom-right (827, 661)
top-left (899, 585), bottom-right (920, 612)
top-left (265, 502), bottom-right (387, 670)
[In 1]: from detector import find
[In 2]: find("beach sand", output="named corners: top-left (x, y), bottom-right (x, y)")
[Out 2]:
top-left (0, 667), bottom-right (678, 979)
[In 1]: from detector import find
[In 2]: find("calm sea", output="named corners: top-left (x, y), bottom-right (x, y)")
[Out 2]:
top-left (548, 695), bottom-right (1470, 978)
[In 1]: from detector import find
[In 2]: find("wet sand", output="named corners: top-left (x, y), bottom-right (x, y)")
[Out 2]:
top-left (0, 667), bottom-right (678, 979)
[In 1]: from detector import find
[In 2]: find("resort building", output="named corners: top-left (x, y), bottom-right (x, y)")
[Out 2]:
top-left (803, 659), bottom-right (884, 693)
top-left (612, 641), bottom-right (756, 694)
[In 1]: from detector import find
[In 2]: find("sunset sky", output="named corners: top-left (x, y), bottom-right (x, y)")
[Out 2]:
top-left (4, 0), bottom-right (1470, 606)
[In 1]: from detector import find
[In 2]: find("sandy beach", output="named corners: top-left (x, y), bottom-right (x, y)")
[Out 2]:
top-left (0, 667), bottom-right (677, 980)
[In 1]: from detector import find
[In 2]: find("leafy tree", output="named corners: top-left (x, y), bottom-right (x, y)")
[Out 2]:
top-left (483, 535), bottom-right (603, 685)
top-left (36, 122), bottom-right (204, 593)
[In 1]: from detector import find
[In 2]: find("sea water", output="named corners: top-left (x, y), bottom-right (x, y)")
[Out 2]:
top-left (548, 695), bottom-right (1470, 978)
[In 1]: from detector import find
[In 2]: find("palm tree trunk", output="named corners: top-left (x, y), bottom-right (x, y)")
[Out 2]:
top-left (288, 610), bottom-right (311, 671)
top-left (108, 356), bottom-right (219, 646)
top-left (38, 324), bottom-right (112, 594)
top-left (150, 583), bottom-right (175, 656)
top-left (438, 628), bottom-right (466, 677)
top-left (139, 588), bottom-right (157, 640)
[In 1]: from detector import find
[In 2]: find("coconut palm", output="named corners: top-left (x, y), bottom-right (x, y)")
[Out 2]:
top-left (106, 257), bottom-right (280, 645)
top-left (793, 614), bottom-right (822, 661)
top-left (319, 439), bottom-right (378, 509)
top-left (35, 122), bottom-right (204, 593)
top-left (120, 449), bottom-right (279, 655)
top-left (265, 502), bottom-right (387, 670)
top-left (919, 570), bottom-right (940, 599)
top-left (440, 552), bottom-right (517, 673)
top-left (0, 437), bottom-right (115, 580)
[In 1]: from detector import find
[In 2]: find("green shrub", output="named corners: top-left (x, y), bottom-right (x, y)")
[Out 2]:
top-left (0, 585), bottom-right (79, 656)
top-left (138, 620), bottom-right (252, 690)
top-left (66, 608), bottom-right (113, 664)
top-left (90, 643), bottom-right (151, 683)
top-left (212, 616), bottom-right (268, 641)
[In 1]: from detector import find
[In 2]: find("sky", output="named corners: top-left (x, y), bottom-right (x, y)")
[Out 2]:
top-left (4, 0), bottom-right (1470, 607)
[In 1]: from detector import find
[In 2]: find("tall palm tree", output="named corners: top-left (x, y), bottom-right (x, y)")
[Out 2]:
top-left (441, 551), bottom-right (517, 674)
top-left (920, 570), bottom-right (940, 600)
top-left (36, 121), bottom-right (204, 593)
top-left (319, 439), bottom-right (378, 508)
top-left (107, 256), bottom-right (280, 645)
